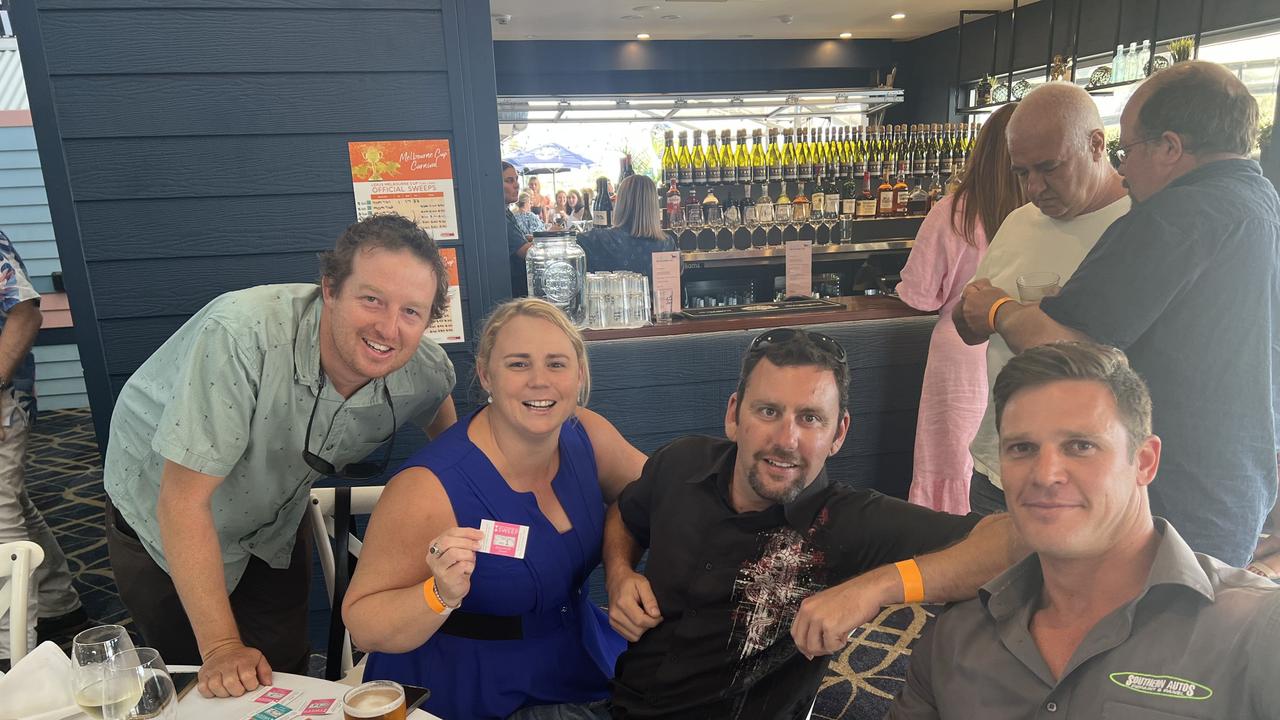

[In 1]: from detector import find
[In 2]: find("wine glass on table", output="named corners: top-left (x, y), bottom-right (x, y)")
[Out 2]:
top-left (108, 648), bottom-right (177, 720)
top-left (71, 625), bottom-right (136, 719)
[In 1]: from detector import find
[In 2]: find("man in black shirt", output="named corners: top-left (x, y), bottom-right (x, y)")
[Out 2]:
top-left (503, 161), bottom-right (532, 296)
top-left (510, 329), bottom-right (1022, 720)
top-left (956, 61), bottom-right (1280, 568)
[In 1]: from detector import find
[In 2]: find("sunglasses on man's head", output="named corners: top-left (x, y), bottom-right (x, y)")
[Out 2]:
top-left (302, 378), bottom-right (397, 481)
top-left (748, 328), bottom-right (848, 364)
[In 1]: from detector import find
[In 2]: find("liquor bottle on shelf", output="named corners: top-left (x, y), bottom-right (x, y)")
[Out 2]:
top-left (701, 185), bottom-right (720, 212)
top-left (661, 131), bottom-right (677, 185)
top-left (775, 182), bottom-right (793, 224)
top-left (810, 174), bottom-right (826, 221)
top-left (750, 129), bottom-right (767, 183)
top-left (840, 168), bottom-right (860, 219)
top-left (802, 128), bottom-right (818, 181)
top-left (856, 171), bottom-right (878, 220)
top-left (877, 172), bottom-right (895, 218)
top-left (766, 128), bottom-right (782, 183)
top-left (927, 171), bottom-right (943, 207)
top-left (939, 125), bottom-right (955, 180)
top-left (619, 153), bottom-right (634, 184)
top-left (823, 172), bottom-right (840, 220)
top-left (754, 183), bottom-right (775, 225)
top-left (911, 125), bottom-right (928, 177)
top-left (734, 129), bottom-right (750, 184)
top-left (894, 168), bottom-right (910, 216)
top-left (825, 128), bottom-right (839, 180)
top-left (691, 130), bottom-right (707, 185)
top-left (664, 177), bottom-right (682, 228)
top-left (720, 129), bottom-right (735, 185)
top-left (851, 127), bottom-right (867, 178)
top-left (793, 181), bottom-right (810, 223)
top-left (782, 128), bottom-right (799, 182)
top-left (593, 176), bottom-right (613, 227)
top-left (685, 187), bottom-right (702, 226)
top-left (706, 131), bottom-right (721, 185)
top-left (907, 176), bottom-right (930, 216)
top-left (925, 123), bottom-right (940, 177)
top-left (676, 131), bottom-right (691, 185)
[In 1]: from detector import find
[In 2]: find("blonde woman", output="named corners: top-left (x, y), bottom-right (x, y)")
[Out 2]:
top-left (344, 299), bottom-right (645, 720)
top-left (576, 174), bottom-right (676, 284)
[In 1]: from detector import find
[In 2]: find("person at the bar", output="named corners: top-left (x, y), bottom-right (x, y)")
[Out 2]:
top-left (575, 174), bottom-right (676, 285)
top-left (504, 161), bottom-right (533, 296)
top-left (956, 61), bottom-right (1280, 569)
top-left (887, 342), bottom-right (1280, 719)
top-left (954, 82), bottom-right (1130, 517)
top-left (518, 328), bottom-right (1026, 719)
top-left (102, 215), bottom-right (457, 698)
top-left (343, 299), bottom-right (646, 720)
top-left (513, 191), bottom-right (547, 236)
top-left (896, 103), bottom-right (1024, 514)
top-left (565, 189), bottom-right (586, 221)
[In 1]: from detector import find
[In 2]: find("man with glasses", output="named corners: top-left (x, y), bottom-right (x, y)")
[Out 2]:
top-left (957, 61), bottom-right (1280, 569)
top-left (951, 82), bottom-right (1130, 517)
top-left (516, 329), bottom-right (1024, 720)
top-left (103, 215), bottom-right (457, 698)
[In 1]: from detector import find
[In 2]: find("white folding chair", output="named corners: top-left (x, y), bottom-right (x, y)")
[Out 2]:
top-left (308, 486), bottom-right (383, 683)
top-left (0, 540), bottom-right (45, 663)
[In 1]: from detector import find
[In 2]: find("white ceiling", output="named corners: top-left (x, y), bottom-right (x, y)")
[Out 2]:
top-left (489, 0), bottom-right (1018, 42)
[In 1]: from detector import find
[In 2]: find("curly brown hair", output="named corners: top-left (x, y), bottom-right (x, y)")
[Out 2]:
top-left (318, 214), bottom-right (450, 323)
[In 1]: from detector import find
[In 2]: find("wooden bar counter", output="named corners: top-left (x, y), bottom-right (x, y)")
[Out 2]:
top-left (582, 296), bottom-right (939, 498)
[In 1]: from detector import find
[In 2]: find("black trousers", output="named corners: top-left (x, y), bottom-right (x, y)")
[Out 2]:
top-left (104, 498), bottom-right (312, 673)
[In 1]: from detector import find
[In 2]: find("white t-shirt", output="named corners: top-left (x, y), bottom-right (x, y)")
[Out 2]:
top-left (970, 197), bottom-right (1132, 488)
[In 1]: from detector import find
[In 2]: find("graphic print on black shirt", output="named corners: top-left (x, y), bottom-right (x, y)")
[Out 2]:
top-left (728, 510), bottom-right (830, 703)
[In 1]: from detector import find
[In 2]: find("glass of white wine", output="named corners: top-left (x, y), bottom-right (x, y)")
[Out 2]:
top-left (71, 625), bottom-right (137, 720)
top-left (108, 648), bottom-right (177, 720)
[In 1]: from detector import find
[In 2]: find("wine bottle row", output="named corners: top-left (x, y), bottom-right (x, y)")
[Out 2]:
top-left (659, 122), bottom-right (981, 188)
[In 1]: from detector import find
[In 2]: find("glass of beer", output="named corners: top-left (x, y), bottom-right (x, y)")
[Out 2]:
top-left (343, 681), bottom-right (407, 720)
top-left (1016, 272), bottom-right (1061, 302)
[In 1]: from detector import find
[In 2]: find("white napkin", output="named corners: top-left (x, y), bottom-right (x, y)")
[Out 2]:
top-left (0, 641), bottom-right (82, 720)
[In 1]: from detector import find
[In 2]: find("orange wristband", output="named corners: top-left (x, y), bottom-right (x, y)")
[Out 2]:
top-left (422, 577), bottom-right (454, 615)
top-left (895, 559), bottom-right (925, 604)
top-left (987, 296), bottom-right (1015, 334)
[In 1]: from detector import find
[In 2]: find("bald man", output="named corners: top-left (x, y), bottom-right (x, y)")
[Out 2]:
top-left (953, 82), bottom-right (1130, 516)
top-left (957, 61), bottom-right (1280, 568)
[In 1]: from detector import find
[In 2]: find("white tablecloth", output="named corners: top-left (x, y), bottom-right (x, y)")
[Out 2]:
top-left (175, 671), bottom-right (442, 719)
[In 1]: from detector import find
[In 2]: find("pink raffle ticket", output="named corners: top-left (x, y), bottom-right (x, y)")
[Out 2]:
top-left (479, 519), bottom-right (529, 559)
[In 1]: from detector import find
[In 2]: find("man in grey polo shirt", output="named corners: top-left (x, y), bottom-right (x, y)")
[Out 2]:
top-left (104, 215), bottom-right (457, 698)
top-left (888, 342), bottom-right (1280, 719)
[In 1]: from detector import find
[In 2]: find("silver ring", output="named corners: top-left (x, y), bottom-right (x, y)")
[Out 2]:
top-left (429, 543), bottom-right (440, 557)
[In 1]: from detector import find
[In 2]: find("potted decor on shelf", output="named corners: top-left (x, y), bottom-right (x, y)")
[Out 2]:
top-left (1170, 37), bottom-right (1194, 63)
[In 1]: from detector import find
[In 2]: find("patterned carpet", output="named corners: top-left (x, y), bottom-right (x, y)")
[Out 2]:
top-left (27, 407), bottom-right (936, 718)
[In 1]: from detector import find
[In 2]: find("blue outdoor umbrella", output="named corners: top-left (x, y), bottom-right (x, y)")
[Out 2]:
top-left (504, 143), bottom-right (596, 194)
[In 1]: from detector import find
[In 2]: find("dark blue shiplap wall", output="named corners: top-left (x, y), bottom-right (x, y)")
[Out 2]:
top-left (14, 0), bottom-right (510, 449)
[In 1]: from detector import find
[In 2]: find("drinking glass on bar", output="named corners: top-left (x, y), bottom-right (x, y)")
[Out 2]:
top-left (107, 648), bottom-right (176, 720)
top-left (343, 680), bottom-right (407, 720)
top-left (1016, 272), bottom-right (1061, 302)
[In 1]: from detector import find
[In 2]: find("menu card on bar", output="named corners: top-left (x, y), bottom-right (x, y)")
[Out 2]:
top-left (785, 240), bottom-right (812, 299)
top-left (651, 251), bottom-right (681, 320)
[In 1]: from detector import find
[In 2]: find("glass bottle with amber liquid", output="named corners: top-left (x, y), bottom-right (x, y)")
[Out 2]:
top-left (877, 172), bottom-right (895, 218)
top-left (907, 176), bottom-right (930, 216)
top-left (893, 166), bottom-right (909, 216)
top-left (856, 171), bottom-right (878, 220)
top-left (810, 175), bottom-right (826, 222)
top-left (664, 177), bottom-right (682, 229)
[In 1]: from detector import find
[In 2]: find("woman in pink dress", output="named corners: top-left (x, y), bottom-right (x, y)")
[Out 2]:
top-left (896, 104), bottom-right (1023, 514)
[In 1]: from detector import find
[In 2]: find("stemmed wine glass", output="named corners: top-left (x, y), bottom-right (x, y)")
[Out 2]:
top-left (108, 648), bottom-right (177, 720)
top-left (71, 625), bottom-right (136, 720)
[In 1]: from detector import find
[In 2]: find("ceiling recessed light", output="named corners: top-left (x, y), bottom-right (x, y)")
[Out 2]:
top-left (636, 33), bottom-right (651, 40)
top-left (891, 12), bottom-right (907, 20)
top-left (660, 14), bottom-right (681, 20)
top-left (620, 14), bottom-right (643, 20)
top-left (633, 4), bottom-right (660, 10)
top-left (839, 32), bottom-right (853, 39)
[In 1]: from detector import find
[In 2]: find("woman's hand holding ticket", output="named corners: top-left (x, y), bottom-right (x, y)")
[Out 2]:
top-left (427, 527), bottom-right (484, 606)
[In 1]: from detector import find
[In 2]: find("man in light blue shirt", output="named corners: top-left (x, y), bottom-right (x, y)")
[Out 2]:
top-left (104, 215), bottom-right (457, 698)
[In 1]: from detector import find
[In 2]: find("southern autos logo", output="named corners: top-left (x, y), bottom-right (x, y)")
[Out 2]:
top-left (1109, 672), bottom-right (1214, 701)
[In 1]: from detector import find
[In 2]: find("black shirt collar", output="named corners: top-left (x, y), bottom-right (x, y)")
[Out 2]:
top-left (688, 438), bottom-right (834, 534)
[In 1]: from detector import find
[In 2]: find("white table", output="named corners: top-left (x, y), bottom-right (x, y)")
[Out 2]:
top-left (175, 670), bottom-right (442, 719)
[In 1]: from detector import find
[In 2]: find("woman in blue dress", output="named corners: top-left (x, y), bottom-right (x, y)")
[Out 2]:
top-left (343, 298), bottom-right (646, 719)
